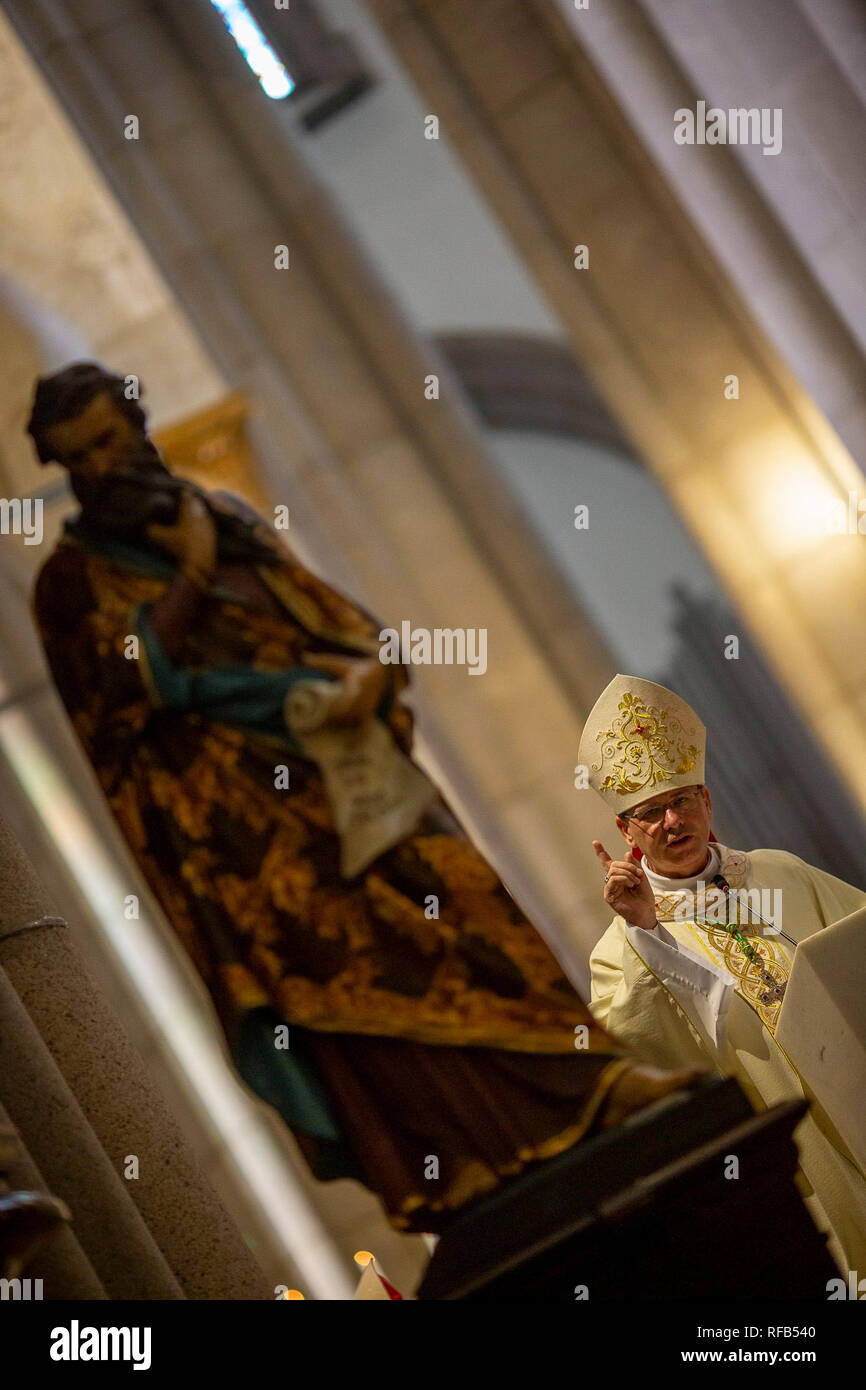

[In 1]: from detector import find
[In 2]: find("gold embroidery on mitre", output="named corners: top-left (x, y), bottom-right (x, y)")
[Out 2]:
top-left (596, 692), bottom-right (698, 798)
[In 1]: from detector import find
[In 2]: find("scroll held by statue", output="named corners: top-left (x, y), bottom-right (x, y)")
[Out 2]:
top-left (284, 678), bottom-right (438, 879)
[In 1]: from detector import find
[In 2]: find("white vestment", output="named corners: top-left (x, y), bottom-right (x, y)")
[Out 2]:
top-left (590, 844), bottom-right (866, 1274)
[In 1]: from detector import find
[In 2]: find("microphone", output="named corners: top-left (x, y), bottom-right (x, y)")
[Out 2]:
top-left (712, 873), bottom-right (796, 946)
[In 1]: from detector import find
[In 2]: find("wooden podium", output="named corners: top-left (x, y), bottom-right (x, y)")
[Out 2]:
top-left (417, 1078), bottom-right (838, 1300)
top-left (775, 905), bottom-right (866, 1176)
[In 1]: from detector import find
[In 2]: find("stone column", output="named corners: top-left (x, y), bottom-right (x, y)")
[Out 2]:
top-left (0, 1098), bottom-right (107, 1300)
top-left (0, 815), bottom-right (278, 1299)
top-left (604, 0), bottom-right (866, 432)
top-left (365, 0), bottom-right (866, 815)
top-left (0, 965), bottom-right (184, 1299)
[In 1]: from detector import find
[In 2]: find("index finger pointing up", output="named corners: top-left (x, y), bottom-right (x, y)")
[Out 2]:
top-left (592, 840), bottom-right (612, 869)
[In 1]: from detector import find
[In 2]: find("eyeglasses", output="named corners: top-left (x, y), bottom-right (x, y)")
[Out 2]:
top-left (624, 788), bottom-right (703, 828)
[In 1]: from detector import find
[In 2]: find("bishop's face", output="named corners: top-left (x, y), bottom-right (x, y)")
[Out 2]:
top-left (42, 392), bottom-right (157, 497)
top-left (616, 783), bottom-right (713, 878)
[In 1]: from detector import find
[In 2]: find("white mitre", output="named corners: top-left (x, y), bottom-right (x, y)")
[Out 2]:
top-left (579, 674), bottom-right (706, 816)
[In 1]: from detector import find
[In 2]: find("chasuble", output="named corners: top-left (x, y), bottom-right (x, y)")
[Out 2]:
top-left (590, 843), bottom-right (866, 1273)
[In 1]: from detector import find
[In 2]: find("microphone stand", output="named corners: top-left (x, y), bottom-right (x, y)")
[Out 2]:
top-left (712, 873), bottom-right (798, 946)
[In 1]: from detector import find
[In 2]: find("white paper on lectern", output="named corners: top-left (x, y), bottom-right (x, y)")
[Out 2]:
top-left (775, 906), bottom-right (866, 1177)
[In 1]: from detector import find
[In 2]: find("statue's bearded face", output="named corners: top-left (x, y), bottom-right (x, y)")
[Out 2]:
top-left (42, 391), bottom-right (146, 486)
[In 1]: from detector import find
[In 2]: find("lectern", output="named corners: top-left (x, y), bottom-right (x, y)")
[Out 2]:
top-left (417, 1077), bottom-right (838, 1300)
top-left (775, 905), bottom-right (866, 1176)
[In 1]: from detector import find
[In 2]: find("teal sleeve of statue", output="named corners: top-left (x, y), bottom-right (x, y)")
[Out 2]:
top-left (133, 600), bottom-right (194, 708)
top-left (232, 1007), bottom-right (343, 1140)
top-left (133, 601), bottom-right (338, 751)
top-left (230, 1007), bottom-right (366, 1184)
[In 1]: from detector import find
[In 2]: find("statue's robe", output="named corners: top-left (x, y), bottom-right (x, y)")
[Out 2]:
top-left (32, 489), bottom-right (632, 1233)
top-left (590, 843), bottom-right (866, 1271)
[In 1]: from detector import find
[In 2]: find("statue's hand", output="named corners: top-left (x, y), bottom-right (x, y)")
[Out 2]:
top-left (147, 492), bottom-right (217, 573)
top-left (302, 653), bottom-right (388, 724)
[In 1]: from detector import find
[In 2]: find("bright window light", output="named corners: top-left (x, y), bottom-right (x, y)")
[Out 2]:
top-left (210, 0), bottom-right (295, 99)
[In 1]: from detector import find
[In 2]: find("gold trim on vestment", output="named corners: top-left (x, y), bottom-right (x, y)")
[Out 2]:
top-left (677, 919), bottom-right (792, 1036)
top-left (267, 997), bottom-right (621, 1053)
top-left (650, 849), bottom-right (793, 1035)
top-left (391, 1057), bottom-right (633, 1228)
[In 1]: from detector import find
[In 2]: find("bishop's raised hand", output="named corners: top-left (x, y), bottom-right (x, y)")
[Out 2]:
top-left (592, 841), bottom-right (658, 931)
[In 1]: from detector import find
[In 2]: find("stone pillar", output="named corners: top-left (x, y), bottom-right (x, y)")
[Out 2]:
top-left (595, 0), bottom-right (866, 434)
top-left (0, 1098), bottom-right (107, 1300)
top-left (0, 965), bottom-right (184, 1299)
top-left (0, 815), bottom-right (278, 1299)
top-left (365, 0), bottom-right (866, 815)
top-left (796, 0), bottom-right (866, 108)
